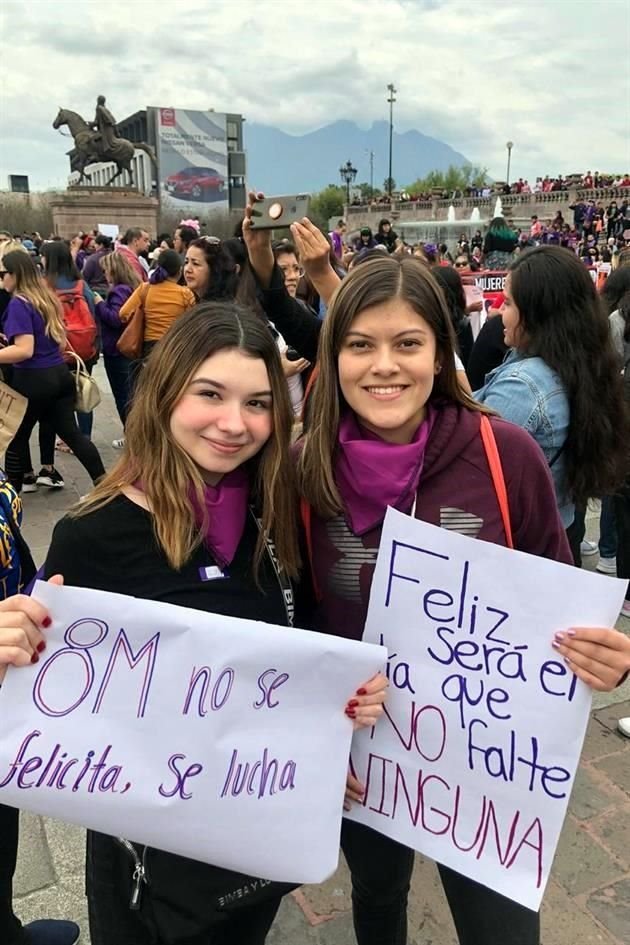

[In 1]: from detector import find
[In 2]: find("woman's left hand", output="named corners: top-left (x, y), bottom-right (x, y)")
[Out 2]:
top-left (345, 672), bottom-right (389, 729)
top-left (289, 218), bottom-right (333, 278)
top-left (552, 627), bottom-right (630, 691)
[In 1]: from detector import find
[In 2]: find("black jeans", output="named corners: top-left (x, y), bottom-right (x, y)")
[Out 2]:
top-left (86, 830), bottom-right (283, 945)
top-left (566, 502), bottom-right (586, 567)
top-left (5, 365), bottom-right (105, 492)
top-left (0, 804), bottom-right (25, 945)
top-left (341, 819), bottom-right (539, 945)
top-left (103, 353), bottom-right (132, 426)
top-left (614, 488), bottom-right (630, 601)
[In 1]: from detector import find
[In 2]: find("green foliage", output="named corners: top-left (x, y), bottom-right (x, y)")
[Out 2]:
top-left (358, 181), bottom-right (382, 199)
top-left (309, 184), bottom-right (346, 228)
top-left (406, 164), bottom-right (489, 194)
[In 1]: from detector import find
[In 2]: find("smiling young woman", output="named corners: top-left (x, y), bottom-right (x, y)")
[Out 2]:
top-left (296, 253), bottom-right (630, 945)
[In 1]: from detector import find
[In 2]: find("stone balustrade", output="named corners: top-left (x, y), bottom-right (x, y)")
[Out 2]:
top-left (342, 187), bottom-right (628, 230)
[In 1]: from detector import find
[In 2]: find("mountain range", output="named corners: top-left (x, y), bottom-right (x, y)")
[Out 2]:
top-left (242, 120), bottom-right (471, 194)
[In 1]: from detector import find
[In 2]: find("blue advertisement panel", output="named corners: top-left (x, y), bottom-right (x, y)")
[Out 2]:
top-left (149, 107), bottom-right (229, 213)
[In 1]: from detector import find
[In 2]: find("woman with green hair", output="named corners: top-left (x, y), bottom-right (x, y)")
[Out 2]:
top-left (482, 216), bottom-right (518, 269)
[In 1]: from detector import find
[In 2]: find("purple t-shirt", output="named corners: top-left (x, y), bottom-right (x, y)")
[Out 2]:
top-left (3, 296), bottom-right (64, 369)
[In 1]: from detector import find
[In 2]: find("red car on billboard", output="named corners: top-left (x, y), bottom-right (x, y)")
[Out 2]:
top-left (164, 166), bottom-right (225, 200)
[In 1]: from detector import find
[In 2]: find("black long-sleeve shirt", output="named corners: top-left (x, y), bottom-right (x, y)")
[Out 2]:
top-left (260, 265), bottom-right (322, 363)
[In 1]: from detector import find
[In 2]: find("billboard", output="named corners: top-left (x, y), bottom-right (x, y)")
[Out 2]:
top-left (149, 108), bottom-right (229, 214)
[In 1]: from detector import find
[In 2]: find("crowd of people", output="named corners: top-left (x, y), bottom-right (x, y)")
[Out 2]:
top-left (348, 169), bottom-right (630, 207)
top-left (0, 193), bottom-right (629, 945)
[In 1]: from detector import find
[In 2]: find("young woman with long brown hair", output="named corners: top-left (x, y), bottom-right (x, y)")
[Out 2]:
top-left (295, 253), bottom-right (630, 945)
top-left (0, 251), bottom-right (105, 493)
top-left (0, 301), bottom-right (387, 945)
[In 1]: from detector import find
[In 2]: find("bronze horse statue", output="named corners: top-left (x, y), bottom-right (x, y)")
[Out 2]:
top-left (53, 107), bottom-right (157, 187)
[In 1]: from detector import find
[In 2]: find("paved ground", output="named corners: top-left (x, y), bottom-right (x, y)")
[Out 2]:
top-left (10, 365), bottom-right (630, 943)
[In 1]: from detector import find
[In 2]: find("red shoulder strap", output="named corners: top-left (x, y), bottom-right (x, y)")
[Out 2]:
top-left (479, 415), bottom-right (514, 549)
top-left (299, 496), bottom-right (322, 602)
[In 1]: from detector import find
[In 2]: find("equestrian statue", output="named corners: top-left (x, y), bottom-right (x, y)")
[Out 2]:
top-left (53, 96), bottom-right (157, 187)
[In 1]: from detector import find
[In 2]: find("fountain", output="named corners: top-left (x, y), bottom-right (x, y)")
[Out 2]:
top-left (447, 204), bottom-right (456, 223)
top-left (492, 196), bottom-right (503, 219)
top-left (470, 207), bottom-right (481, 223)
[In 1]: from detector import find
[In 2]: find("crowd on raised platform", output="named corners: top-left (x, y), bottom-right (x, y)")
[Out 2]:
top-left (349, 170), bottom-right (630, 207)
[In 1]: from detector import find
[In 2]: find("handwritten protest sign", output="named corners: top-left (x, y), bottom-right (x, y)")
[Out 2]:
top-left (0, 381), bottom-right (27, 455)
top-left (0, 583), bottom-right (385, 883)
top-left (347, 509), bottom-right (626, 910)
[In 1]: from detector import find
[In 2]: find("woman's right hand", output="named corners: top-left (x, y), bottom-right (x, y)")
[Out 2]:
top-left (242, 190), bottom-right (275, 287)
top-left (0, 575), bottom-right (64, 684)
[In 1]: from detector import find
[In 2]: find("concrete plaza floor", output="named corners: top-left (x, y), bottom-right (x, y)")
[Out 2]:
top-left (9, 365), bottom-right (630, 944)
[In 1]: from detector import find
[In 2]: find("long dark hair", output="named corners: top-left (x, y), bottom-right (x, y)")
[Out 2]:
top-left (431, 266), bottom-right (467, 326)
top-left (189, 237), bottom-right (238, 301)
top-left (432, 265), bottom-right (473, 365)
top-left (509, 245), bottom-right (628, 502)
top-left (602, 266), bottom-right (630, 315)
top-left (42, 241), bottom-right (81, 286)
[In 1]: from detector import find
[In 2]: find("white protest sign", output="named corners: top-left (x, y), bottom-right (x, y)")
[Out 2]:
top-left (97, 223), bottom-right (119, 240)
top-left (347, 508), bottom-right (626, 910)
top-left (0, 583), bottom-right (385, 884)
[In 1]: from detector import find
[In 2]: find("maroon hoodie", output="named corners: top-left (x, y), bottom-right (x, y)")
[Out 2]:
top-left (308, 403), bottom-right (572, 642)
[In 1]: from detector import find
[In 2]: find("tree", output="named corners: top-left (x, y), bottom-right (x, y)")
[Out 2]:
top-left (358, 181), bottom-right (382, 200)
top-left (309, 185), bottom-right (346, 229)
top-left (406, 164), bottom-right (489, 194)
top-left (383, 177), bottom-right (396, 195)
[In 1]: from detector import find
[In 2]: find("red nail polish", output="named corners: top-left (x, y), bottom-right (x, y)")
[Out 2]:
top-left (356, 688), bottom-right (367, 696)
top-left (42, 617), bottom-right (52, 629)
top-left (37, 642), bottom-right (46, 653)
top-left (31, 652), bottom-right (39, 664)
top-left (347, 699), bottom-right (359, 708)
top-left (345, 708), bottom-right (356, 719)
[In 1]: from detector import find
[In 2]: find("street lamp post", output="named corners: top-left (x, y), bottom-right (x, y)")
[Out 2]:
top-left (506, 141), bottom-right (514, 186)
top-left (366, 149), bottom-right (375, 194)
top-left (339, 159), bottom-right (358, 205)
top-left (387, 83), bottom-right (397, 196)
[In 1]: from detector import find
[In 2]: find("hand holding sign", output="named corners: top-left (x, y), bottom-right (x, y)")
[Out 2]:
top-left (0, 576), bottom-right (64, 683)
top-left (348, 508), bottom-right (627, 910)
top-left (553, 627), bottom-right (630, 690)
top-left (0, 582), bottom-right (386, 884)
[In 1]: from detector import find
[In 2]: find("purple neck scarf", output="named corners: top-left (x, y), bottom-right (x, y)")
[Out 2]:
top-left (189, 467), bottom-right (250, 568)
top-left (334, 408), bottom-right (435, 536)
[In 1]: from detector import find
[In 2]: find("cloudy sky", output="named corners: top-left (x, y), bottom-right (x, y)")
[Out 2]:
top-left (1, 0), bottom-right (628, 191)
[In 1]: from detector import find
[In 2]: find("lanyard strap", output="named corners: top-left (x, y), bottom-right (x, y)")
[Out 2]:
top-left (249, 508), bottom-right (295, 626)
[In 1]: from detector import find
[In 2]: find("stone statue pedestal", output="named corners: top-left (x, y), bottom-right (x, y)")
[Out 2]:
top-left (50, 187), bottom-right (159, 239)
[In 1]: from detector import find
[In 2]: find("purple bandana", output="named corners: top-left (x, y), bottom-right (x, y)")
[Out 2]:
top-left (189, 467), bottom-right (250, 568)
top-left (334, 407), bottom-right (435, 535)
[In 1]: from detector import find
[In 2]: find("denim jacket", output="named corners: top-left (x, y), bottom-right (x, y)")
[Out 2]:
top-left (474, 350), bottom-right (573, 526)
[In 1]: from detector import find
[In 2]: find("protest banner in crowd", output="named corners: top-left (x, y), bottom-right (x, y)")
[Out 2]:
top-left (347, 509), bottom-right (626, 910)
top-left (0, 582), bottom-right (385, 884)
